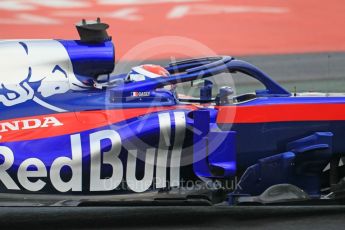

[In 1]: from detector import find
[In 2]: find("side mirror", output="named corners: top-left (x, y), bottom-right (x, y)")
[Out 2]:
top-left (216, 86), bottom-right (234, 105)
top-left (200, 80), bottom-right (213, 100)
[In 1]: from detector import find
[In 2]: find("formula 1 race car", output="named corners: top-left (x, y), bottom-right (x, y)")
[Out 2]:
top-left (0, 19), bottom-right (344, 206)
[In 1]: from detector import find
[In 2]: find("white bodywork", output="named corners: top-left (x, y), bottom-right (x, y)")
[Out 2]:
top-left (0, 40), bottom-right (86, 110)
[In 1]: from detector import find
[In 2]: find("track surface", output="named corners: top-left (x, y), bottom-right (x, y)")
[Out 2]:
top-left (0, 0), bottom-right (344, 59)
top-left (238, 52), bottom-right (345, 92)
top-left (0, 206), bottom-right (344, 230)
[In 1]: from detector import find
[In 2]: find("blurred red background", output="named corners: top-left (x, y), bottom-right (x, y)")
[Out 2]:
top-left (0, 0), bottom-right (344, 59)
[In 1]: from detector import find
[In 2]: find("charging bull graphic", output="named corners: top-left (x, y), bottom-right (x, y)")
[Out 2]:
top-left (0, 40), bottom-right (87, 111)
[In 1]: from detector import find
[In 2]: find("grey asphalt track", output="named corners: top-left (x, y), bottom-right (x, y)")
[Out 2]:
top-left (240, 52), bottom-right (345, 92)
top-left (1, 52), bottom-right (345, 230)
top-left (0, 206), bottom-right (344, 230)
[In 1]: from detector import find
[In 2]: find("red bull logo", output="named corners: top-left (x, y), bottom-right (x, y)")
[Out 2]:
top-left (0, 40), bottom-right (88, 112)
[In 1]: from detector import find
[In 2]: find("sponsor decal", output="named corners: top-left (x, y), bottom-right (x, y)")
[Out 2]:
top-left (0, 40), bottom-right (87, 112)
top-left (0, 112), bottom-right (186, 193)
top-left (0, 117), bottom-right (63, 133)
top-left (131, 91), bottom-right (151, 97)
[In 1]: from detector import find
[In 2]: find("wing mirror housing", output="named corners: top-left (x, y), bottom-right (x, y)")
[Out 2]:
top-left (200, 80), bottom-right (213, 101)
top-left (216, 86), bottom-right (234, 105)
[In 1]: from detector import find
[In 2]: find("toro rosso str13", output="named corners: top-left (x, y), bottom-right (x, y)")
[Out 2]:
top-left (0, 19), bottom-right (344, 206)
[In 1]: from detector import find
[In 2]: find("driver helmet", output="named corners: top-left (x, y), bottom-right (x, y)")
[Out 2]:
top-left (126, 64), bottom-right (170, 82)
top-left (126, 64), bottom-right (175, 91)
